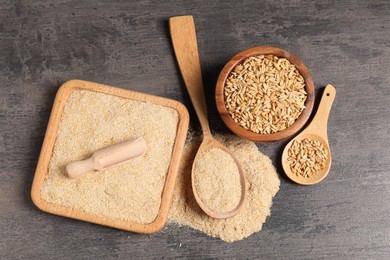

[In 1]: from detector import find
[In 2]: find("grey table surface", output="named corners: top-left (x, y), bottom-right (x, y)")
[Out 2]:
top-left (1, 0), bottom-right (389, 259)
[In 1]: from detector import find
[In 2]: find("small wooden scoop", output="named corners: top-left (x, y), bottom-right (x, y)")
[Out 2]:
top-left (66, 137), bottom-right (147, 179)
top-left (282, 84), bottom-right (336, 185)
top-left (170, 16), bottom-right (246, 219)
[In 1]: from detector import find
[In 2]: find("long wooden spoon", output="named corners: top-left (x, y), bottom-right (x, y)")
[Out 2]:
top-left (170, 16), bottom-right (246, 219)
top-left (282, 84), bottom-right (336, 185)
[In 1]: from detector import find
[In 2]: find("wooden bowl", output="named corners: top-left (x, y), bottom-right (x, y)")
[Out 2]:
top-left (215, 46), bottom-right (315, 142)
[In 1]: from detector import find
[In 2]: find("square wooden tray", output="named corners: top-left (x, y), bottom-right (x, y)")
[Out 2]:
top-left (31, 79), bottom-right (189, 234)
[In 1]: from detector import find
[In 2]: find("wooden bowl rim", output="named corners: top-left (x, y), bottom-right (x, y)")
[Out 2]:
top-left (215, 46), bottom-right (315, 142)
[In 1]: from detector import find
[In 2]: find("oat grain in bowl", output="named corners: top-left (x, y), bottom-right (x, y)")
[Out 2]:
top-left (224, 55), bottom-right (307, 134)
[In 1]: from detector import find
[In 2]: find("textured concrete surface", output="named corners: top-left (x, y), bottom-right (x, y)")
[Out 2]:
top-left (1, 0), bottom-right (389, 259)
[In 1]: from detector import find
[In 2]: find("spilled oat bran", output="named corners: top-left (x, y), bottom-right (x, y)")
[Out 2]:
top-left (169, 134), bottom-right (280, 242)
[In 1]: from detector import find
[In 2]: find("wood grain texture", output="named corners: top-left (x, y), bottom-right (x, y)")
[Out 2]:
top-left (170, 16), bottom-right (211, 136)
top-left (215, 46), bottom-right (315, 142)
top-left (0, 0), bottom-right (389, 259)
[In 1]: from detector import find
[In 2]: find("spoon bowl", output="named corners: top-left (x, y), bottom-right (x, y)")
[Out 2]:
top-left (170, 15), bottom-right (246, 218)
top-left (282, 84), bottom-right (336, 185)
top-left (282, 133), bottom-right (332, 185)
top-left (192, 135), bottom-right (247, 219)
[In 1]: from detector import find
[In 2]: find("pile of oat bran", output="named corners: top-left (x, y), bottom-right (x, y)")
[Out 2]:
top-left (169, 134), bottom-right (280, 242)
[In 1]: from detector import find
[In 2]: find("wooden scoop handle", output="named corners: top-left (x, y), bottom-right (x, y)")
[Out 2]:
top-left (169, 16), bottom-right (211, 136)
top-left (306, 84), bottom-right (336, 138)
top-left (66, 137), bottom-right (147, 179)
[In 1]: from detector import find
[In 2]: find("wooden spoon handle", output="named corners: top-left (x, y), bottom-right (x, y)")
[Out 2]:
top-left (169, 16), bottom-right (211, 136)
top-left (307, 84), bottom-right (336, 138)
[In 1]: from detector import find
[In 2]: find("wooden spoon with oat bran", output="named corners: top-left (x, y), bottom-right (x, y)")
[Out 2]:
top-left (170, 15), bottom-right (246, 219)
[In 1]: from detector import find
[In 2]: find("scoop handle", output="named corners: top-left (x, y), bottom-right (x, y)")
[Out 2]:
top-left (306, 84), bottom-right (336, 138)
top-left (66, 157), bottom-right (95, 179)
top-left (169, 16), bottom-right (211, 137)
top-left (66, 137), bottom-right (147, 179)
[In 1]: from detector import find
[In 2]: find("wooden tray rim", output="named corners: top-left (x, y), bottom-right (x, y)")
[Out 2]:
top-left (31, 79), bottom-right (189, 234)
